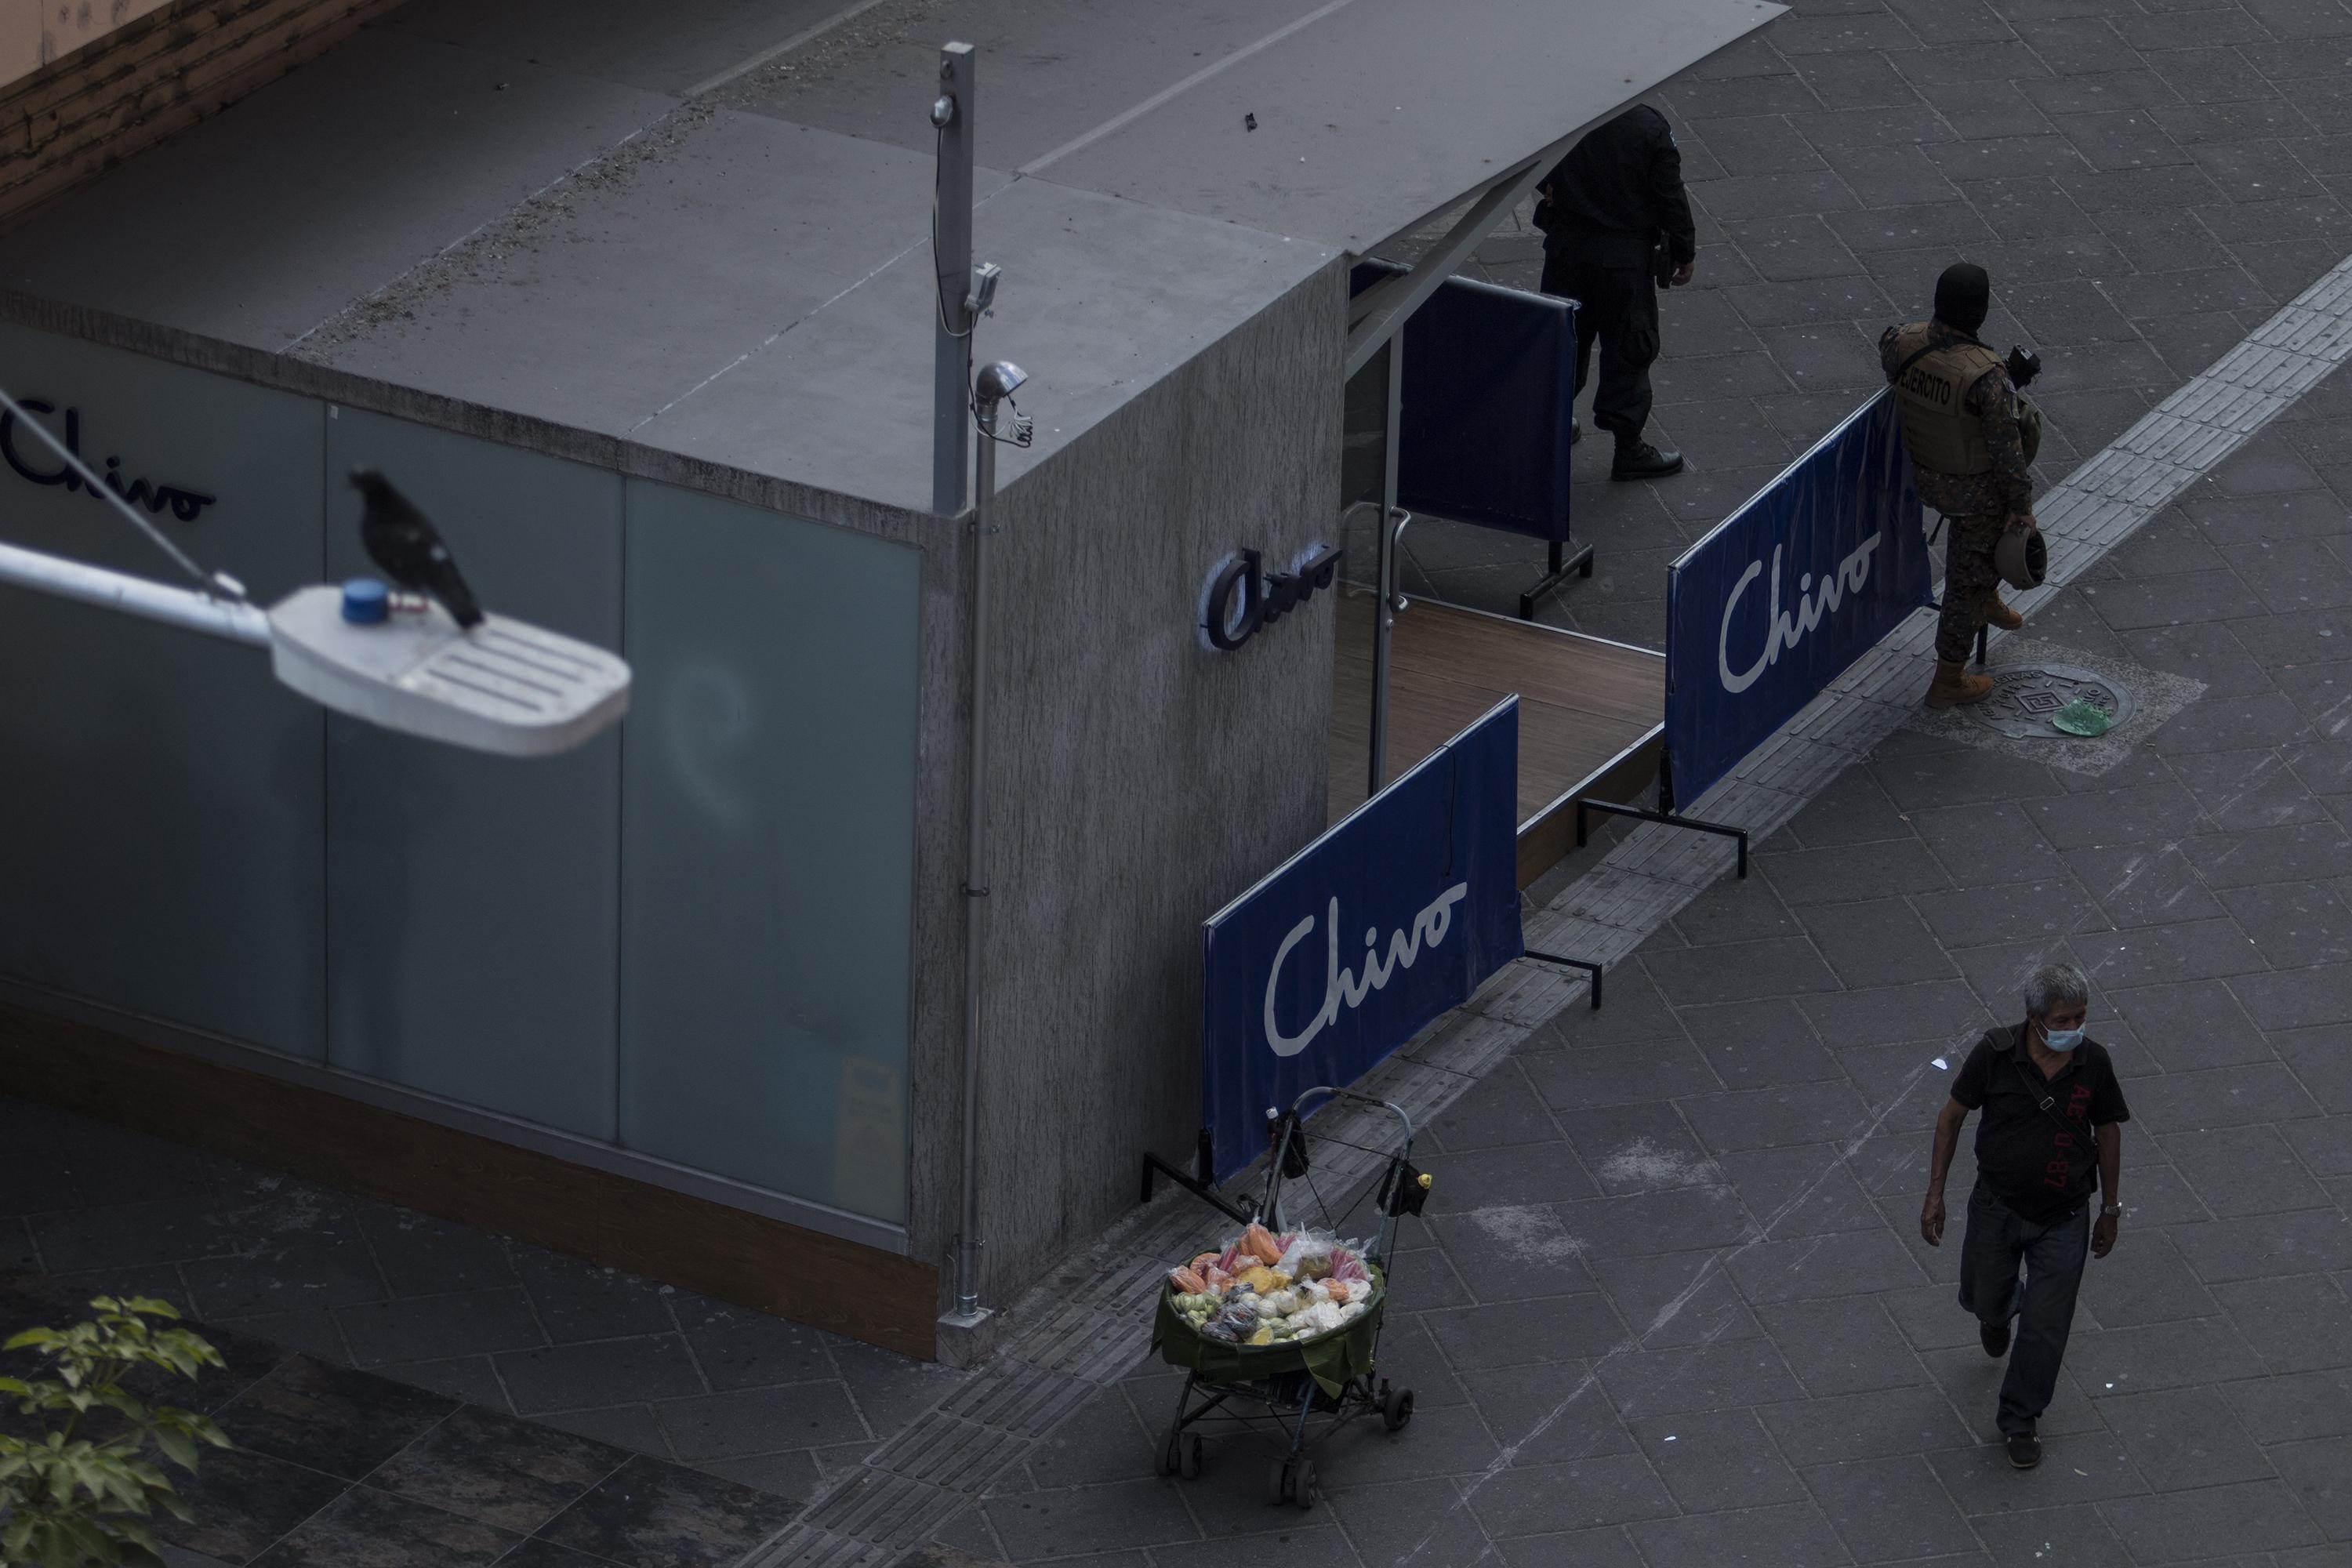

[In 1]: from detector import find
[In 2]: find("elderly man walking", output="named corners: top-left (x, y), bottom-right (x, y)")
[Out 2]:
top-left (1920, 964), bottom-right (2128, 1470)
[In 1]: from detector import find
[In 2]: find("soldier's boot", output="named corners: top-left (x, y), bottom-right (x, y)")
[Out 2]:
top-left (1925, 659), bottom-right (1994, 708)
top-left (1981, 590), bottom-right (2024, 632)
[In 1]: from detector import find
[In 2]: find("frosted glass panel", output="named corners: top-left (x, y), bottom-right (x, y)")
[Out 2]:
top-left (323, 408), bottom-right (623, 1138)
top-left (618, 480), bottom-right (920, 1223)
top-left (0, 324), bottom-right (326, 1055)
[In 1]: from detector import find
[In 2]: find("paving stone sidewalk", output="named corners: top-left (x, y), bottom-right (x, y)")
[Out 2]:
top-left (1394, 0), bottom-right (2352, 652)
top-left (932, 392), bottom-right (2352, 1565)
top-left (0, 1098), bottom-right (962, 1566)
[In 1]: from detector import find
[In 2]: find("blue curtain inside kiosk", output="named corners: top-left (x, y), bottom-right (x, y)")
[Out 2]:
top-left (1200, 700), bottom-right (1525, 1181)
top-left (1664, 391), bottom-right (1933, 806)
top-left (1349, 260), bottom-right (1576, 543)
top-left (0, 323), bottom-right (920, 1227)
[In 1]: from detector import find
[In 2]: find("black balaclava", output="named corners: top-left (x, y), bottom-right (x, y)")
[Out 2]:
top-left (1933, 263), bottom-right (1991, 335)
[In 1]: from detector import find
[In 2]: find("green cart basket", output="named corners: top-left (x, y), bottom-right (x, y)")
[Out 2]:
top-left (1148, 1086), bottom-right (1430, 1510)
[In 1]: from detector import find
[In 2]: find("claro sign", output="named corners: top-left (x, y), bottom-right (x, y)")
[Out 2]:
top-left (1200, 543), bottom-right (1341, 652)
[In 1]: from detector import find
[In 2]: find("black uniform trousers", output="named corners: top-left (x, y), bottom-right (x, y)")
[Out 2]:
top-left (1541, 249), bottom-right (1661, 448)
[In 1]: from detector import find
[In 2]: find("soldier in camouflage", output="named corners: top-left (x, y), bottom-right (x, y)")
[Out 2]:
top-left (1880, 263), bottom-right (2038, 709)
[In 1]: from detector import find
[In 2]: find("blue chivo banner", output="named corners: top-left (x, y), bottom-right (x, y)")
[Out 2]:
top-left (1664, 390), bottom-right (1933, 806)
top-left (1200, 699), bottom-right (1525, 1181)
top-left (1351, 260), bottom-right (1578, 545)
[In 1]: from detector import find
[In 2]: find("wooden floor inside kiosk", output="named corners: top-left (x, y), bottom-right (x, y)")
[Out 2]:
top-left (1330, 586), bottom-right (1665, 884)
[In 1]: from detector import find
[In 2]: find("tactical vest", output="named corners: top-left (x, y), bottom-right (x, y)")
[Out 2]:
top-left (1888, 322), bottom-right (2003, 477)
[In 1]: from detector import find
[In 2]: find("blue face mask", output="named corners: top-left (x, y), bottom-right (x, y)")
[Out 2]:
top-left (2042, 1026), bottom-right (2085, 1054)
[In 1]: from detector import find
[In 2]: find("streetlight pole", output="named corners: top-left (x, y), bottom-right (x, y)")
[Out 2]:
top-left (931, 42), bottom-right (976, 517)
top-left (950, 359), bottom-right (1025, 1336)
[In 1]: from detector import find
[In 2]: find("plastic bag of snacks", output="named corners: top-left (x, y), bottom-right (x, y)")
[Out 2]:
top-left (1276, 1231), bottom-right (1340, 1280)
top-left (1166, 1224), bottom-right (1374, 1345)
top-left (1197, 1298), bottom-right (1261, 1344)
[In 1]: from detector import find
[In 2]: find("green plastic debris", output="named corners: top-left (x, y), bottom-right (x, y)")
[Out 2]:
top-left (2052, 699), bottom-right (2114, 737)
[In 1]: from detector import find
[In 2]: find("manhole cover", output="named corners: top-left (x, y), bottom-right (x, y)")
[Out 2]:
top-left (1965, 663), bottom-right (2136, 739)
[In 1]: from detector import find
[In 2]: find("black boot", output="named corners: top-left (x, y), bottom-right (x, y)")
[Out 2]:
top-left (1610, 441), bottom-right (1684, 481)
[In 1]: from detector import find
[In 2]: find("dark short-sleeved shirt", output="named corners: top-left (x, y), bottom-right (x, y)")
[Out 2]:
top-left (1951, 1024), bottom-right (2130, 1222)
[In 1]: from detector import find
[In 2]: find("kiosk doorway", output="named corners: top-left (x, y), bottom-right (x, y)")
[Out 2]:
top-left (1330, 285), bottom-right (1664, 888)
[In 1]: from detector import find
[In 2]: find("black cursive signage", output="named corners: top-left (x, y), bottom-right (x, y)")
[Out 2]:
top-left (1202, 543), bottom-right (1341, 652)
top-left (1, 399), bottom-right (216, 523)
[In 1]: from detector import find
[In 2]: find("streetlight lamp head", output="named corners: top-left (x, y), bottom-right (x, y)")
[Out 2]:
top-left (975, 361), bottom-right (1028, 405)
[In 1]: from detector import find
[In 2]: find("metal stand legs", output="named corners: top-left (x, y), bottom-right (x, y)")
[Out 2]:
top-left (1518, 536), bottom-right (1596, 621)
top-left (1574, 797), bottom-right (1749, 878)
top-left (1521, 949), bottom-right (1605, 1010)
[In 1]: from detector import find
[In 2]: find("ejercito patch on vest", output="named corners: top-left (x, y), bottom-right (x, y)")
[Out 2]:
top-left (1900, 358), bottom-right (1962, 409)
top-left (1886, 321), bottom-right (2003, 479)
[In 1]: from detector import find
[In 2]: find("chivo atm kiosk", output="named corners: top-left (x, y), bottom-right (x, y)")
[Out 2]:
top-left (0, 0), bottom-right (1777, 1356)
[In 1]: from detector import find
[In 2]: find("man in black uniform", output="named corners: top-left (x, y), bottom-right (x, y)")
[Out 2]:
top-left (1534, 105), bottom-right (1694, 481)
top-left (1920, 963), bottom-right (2128, 1472)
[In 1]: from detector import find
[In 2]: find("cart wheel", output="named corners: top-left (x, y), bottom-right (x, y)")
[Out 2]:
top-left (1293, 1457), bottom-right (1319, 1511)
top-left (1180, 1433), bottom-right (1203, 1479)
top-left (1382, 1386), bottom-right (1416, 1433)
top-left (1157, 1428), bottom-right (1180, 1477)
top-left (1268, 1458), bottom-right (1291, 1507)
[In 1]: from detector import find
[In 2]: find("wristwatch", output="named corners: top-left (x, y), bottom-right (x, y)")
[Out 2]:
top-left (2100, 1203), bottom-right (2122, 1217)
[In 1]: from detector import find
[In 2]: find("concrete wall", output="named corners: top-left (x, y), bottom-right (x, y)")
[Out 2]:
top-left (0, 0), bottom-right (405, 230)
top-left (970, 259), bottom-right (1347, 1301)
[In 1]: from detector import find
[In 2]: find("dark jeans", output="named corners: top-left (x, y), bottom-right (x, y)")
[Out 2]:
top-left (1539, 252), bottom-right (1659, 447)
top-left (1958, 1182), bottom-right (2089, 1436)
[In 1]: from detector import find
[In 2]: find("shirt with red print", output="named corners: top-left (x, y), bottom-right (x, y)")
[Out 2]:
top-left (1951, 1022), bottom-right (2131, 1223)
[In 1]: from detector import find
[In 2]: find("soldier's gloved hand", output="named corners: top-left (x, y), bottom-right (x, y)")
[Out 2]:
top-left (1670, 260), bottom-right (1695, 287)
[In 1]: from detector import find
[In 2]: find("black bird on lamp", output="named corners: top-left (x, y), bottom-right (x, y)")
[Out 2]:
top-left (350, 467), bottom-right (485, 630)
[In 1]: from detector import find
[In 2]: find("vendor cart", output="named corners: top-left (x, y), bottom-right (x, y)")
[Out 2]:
top-left (1149, 1086), bottom-right (1431, 1509)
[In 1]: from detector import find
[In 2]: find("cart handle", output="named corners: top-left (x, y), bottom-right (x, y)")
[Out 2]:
top-left (1282, 1085), bottom-right (1414, 1144)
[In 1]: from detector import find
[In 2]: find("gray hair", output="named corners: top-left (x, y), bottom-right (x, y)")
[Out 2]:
top-left (2022, 963), bottom-right (2090, 1020)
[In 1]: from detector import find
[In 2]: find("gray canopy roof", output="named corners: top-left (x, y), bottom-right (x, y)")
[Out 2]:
top-left (0, 0), bottom-right (1780, 511)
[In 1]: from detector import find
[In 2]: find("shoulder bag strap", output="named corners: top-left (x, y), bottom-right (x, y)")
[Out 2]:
top-left (1891, 340), bottom-right (1942, 380)
top-left (2010, 1053), bottom-right (2097, 1150)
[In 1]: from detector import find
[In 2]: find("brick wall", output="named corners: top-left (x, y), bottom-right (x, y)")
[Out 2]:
top-left (0, 0), bottom-right (405, 233)
top-left (3, 2), bottom-right (178, 89)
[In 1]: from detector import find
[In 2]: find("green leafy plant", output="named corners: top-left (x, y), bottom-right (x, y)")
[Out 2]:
top-left (0, 1297), bottom-right (232, 1568)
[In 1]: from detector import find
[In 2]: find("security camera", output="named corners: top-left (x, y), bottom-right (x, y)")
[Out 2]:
top-left (975, 361), bottom-right (1029, 404)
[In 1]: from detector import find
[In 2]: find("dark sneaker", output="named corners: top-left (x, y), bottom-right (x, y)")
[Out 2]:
top-left (1981, 1321), bottom-right (2011, 1358)
top-left (1610, 442), bottom-right (1685, 481)
top-left (2005, 1429), bottom-right (2041, 1470)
